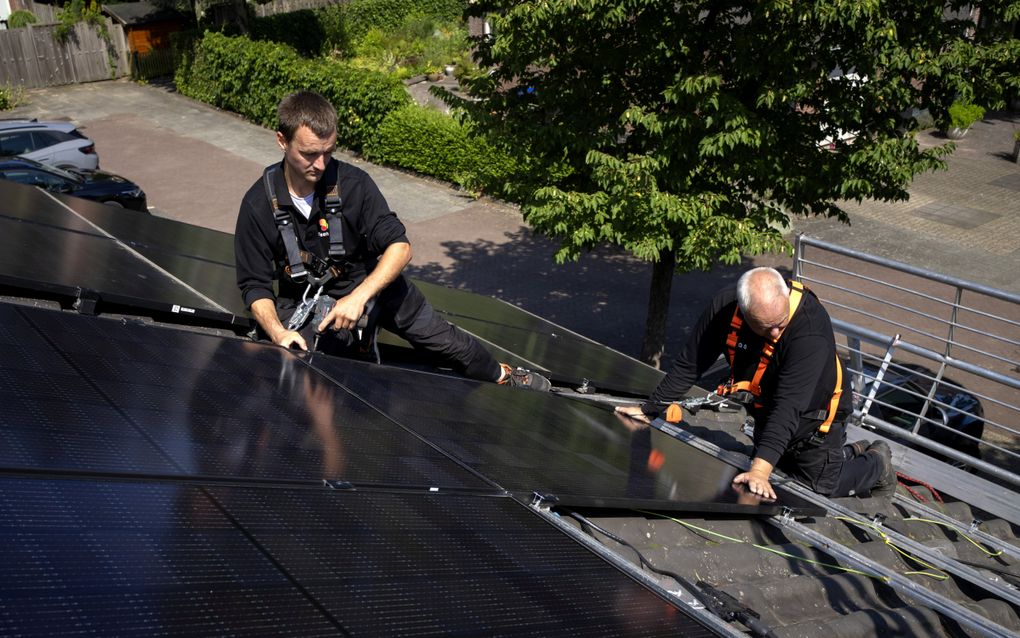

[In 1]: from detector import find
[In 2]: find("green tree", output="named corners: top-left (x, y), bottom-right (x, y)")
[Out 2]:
top-left (455, 0), bottom-right (1020, 366)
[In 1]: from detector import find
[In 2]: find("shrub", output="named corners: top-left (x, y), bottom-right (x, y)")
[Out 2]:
top-left (0, 84), bottom-right (24, 111)
top-left (338, 0), bottom-right (464, 43)
top-left (7, 10), bottom-right (37, 28)
top-left (174, 32), bottom-right (408, 150)
top-left (948, 101), bottom-right (986, 130)
top-left (363, 104), bottom-right (518, 194)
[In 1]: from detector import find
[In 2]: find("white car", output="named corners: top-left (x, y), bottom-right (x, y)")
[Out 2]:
top-left (0, 119), bottom-right (100, 171)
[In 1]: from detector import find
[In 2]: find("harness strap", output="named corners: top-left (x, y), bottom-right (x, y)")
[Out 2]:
top-left (323, 180), bottom-right (345, 260)
top-left (818, 355), bottom-right (843, 435)
top-left (264, 165), bottom-right (307, 281)
top-left (264, 163), bottom-right (346, 283)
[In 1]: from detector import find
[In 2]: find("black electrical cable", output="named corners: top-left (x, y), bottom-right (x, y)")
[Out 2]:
top-left (563, 509), bottom-right (779, 638)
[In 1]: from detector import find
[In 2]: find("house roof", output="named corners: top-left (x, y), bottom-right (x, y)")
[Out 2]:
top-left (102, 1), bottom-right (187, 26)
top-left (0, 176), bottom-right (1018, 637)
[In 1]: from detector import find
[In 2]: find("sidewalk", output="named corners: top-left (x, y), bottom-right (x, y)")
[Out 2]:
top-left (8, 79), bottom-right (1019, 359)
top-left (797, 110), bottom-right (1020, 294)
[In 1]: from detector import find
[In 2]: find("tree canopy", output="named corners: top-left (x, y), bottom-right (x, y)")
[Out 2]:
top-left (455, 0), bottom-right (1020, 365)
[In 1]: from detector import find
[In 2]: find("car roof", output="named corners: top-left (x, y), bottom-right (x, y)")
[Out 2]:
top-left (0, 156), bottom-right (62, 171)
top-left (0, 119), bottom-right (81, 134)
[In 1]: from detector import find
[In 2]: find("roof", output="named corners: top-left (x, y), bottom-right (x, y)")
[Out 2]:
top-left (102, 1), bottom-right (187, 26)
top-left (0, 177), bottom-right (1018, 637)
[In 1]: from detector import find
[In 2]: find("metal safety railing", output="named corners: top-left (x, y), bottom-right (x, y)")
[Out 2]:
top-left (792, 235), bottom-right (1020, 488)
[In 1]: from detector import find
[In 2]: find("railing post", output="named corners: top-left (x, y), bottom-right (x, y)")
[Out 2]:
top-left (946, 286), bottom-right (963, 360)
top-left (792, 233), bottom-right (805, 281)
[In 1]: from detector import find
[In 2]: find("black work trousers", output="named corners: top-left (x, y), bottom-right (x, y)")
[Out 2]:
top-left (287, 275), bottom-right (501, 382)
top-left (779, 439), bottom-right (884, 497)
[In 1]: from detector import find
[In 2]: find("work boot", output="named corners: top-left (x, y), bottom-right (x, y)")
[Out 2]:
top-left (867, 440), bottom-right (897, 499)
top-left (498, 363), bottom-right (552, 392)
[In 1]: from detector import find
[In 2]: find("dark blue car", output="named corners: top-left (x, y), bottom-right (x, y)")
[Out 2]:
top-left (0, 157), bottom-right (147, 212)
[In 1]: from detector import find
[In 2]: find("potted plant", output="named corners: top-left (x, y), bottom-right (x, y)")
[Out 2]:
top-left (945, 101), bottom-right (985, 139)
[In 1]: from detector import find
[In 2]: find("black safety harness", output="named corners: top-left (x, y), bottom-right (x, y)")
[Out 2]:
top-left (263, 163), bottom-right (381, 360)
top-left (263, 164), bottom-right (347, 286)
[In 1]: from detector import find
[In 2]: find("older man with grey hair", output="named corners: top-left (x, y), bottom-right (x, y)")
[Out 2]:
top-left (618, 267), bottom-right (895, 500)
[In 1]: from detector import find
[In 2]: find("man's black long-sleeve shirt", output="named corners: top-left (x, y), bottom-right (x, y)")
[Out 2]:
top-left (643, 284), bottom-right (851, 467)
top-left (234, 158), bottom-right (408, 309)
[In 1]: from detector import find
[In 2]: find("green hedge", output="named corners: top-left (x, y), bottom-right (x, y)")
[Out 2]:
top-left (175, 32), bottom-right (408, 150)
top-left (250, 0), bottom-right (465, 58)
top-left (363, 104), bottom-right (518, 195)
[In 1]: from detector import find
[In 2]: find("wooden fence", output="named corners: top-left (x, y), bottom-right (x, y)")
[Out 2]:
top-left (0, 20), bottom-right (130, 88)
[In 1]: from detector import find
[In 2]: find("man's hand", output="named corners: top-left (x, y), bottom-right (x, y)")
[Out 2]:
top-left (272, 328), bottom-right (308, 351)
top-left (250, 298), bottom-right (308, 350)
top-left (318, 295), bottom-right (365, 332)
top-left (614, 405), bottom-right (651, 424)
top-left (731, 457), bottom-right (776, 500)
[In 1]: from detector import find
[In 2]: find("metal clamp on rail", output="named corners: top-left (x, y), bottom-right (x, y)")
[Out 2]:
top-left (530, 492), bottom-right (559, 510)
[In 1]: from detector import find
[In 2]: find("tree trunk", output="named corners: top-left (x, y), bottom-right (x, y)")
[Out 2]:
top-left (639, 250), bottom-right (676, 369)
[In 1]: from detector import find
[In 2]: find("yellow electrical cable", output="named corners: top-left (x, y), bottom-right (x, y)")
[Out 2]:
top-left (635, 509), bottom-right (891, 584)
top-left (902, 517), bottom-right (1004, 558)
top-left (834, 516), bottom-right (948, 581)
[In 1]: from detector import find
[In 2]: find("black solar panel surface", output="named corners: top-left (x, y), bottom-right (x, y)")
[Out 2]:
top-left (62, 193), bottom-right (248, 316)
top-left (0, 182), bottom-right (231, 318)
top-left (1, 303), bottom-right (492, 490)
top-left (414, 279), bottom-right (665, 396)
top-left (1, 179), bottom-right (659, 392)
top-left (0, 477), bottom-right (717, 637)
top-left (310, 355), bottom-right (821, 515)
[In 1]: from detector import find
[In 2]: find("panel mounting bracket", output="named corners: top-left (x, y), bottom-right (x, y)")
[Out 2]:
top-left (530, 491), bottom-right (559, 510)
top-left (73, 287), bottom-right (100, 315)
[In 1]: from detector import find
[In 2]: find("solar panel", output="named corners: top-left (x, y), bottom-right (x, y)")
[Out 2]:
top-left (0, 180), bottom-right (240, 324)
top-left (0, 180), bottom-right (663, 393)
top-left (413, 279), bottom-right (665, 396)
top-left (1, 302), bottom-right (493, 490)
top-left (0, 476), bottom-right (717, 637)
top-left (0, 178), bottom-right (105, 233)
top-left (309, 355), bottom-right (823, 516)
top-left (59, 192), bottom-right (249, 317)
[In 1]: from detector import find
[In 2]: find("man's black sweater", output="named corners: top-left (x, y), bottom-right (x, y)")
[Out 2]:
top-left (234, 158), bottom-right (408, 310)
top-left (644, 284), bottom-right (851, 467)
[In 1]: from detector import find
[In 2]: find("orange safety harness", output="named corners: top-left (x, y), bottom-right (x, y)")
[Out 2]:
top-left (716, 281), bottom-right (843, 439)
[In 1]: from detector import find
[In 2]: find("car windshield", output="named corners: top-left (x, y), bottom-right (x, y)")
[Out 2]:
top-left (36, 163), bottom-right (84, 184)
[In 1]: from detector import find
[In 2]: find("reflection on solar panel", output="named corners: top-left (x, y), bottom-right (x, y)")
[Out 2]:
top-left (2, 302), bottom-right (492, 490)
top-left (309, 354), bottom-right (823, 516)
top-left (414, 279), bottom-right (665, 396)
top-left (0, 477), bottom-right (715, 636)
